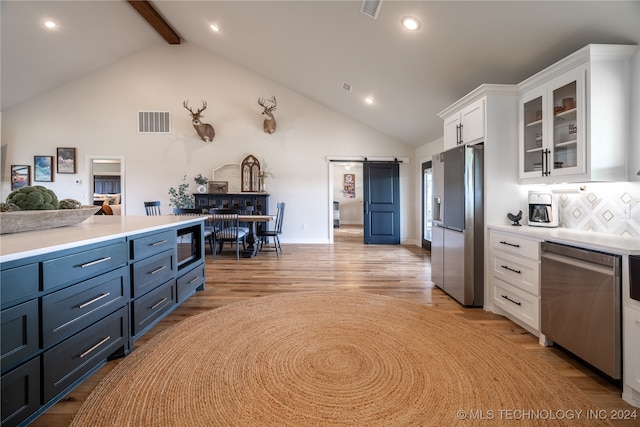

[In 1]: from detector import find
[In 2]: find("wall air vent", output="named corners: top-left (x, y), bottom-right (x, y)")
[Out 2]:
top-left (360, 0), bottom-right (382, 19)
top-left (138, 111), bottom-right (171, 134)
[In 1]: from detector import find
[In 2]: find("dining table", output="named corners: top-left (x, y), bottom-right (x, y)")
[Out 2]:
top-left (208, 214), bottom-right (275, 258)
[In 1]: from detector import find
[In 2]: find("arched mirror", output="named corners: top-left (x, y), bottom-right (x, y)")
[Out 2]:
top-left (241, 155), bottom-right (260, 192)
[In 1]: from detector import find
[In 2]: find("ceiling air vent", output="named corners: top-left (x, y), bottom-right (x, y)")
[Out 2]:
top-left (342, 82), bottom-right (353, 92)
top-left (360, 0), bottom-right (382, 19)
top-left (138, 111), bottom-right (171, 134)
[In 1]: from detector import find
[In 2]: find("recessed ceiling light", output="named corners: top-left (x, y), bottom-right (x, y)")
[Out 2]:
top-left (210, 23), bottom-right (220, 32)
top-left (43, 20), bottom-right (57, 29)
top-left (364, 96), bottom-right (376, 105)
top-left (401, 16), bottom-right (421, 31)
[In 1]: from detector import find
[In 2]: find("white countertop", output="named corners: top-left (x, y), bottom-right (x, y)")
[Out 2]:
top-left (488, 224), bottom-right (640, 255)
top-left (0, 215), bottom-right (204, 263)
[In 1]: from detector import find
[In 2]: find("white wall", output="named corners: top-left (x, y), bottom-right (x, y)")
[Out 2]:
top-left (1, 43), bottom-right (416, 244)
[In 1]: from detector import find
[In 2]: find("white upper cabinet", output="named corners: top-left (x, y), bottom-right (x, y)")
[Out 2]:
top-left (518, 44), bottom-right (636, 184)
top-left (520, 66), bottom-right (586, 180)
top-left (441, 98), bottom-right (485, 150)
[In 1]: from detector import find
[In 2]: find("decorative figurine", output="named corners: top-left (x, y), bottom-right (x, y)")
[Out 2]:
top-left (507, 210), bottom-right (523, 226)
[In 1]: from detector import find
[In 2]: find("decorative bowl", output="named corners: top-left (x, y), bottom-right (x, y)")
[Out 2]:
top-left (0, 206), bottom-right (101, 234)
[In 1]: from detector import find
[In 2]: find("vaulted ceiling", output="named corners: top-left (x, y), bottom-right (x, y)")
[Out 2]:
top-left (2, 1), bottom-right (638, 146)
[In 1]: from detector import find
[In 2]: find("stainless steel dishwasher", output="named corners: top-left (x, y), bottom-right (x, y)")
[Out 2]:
top-left (541, 242), bottom-right (621, 379)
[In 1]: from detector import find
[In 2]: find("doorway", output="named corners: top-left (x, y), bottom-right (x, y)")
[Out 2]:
top-left (422, 160), bottom-right (433, 250)
top-left (331, 162), bottom-right (363, 243)
top-left (87, 155), bottom-right (125, 215)
top-left (328, 158), bottom-right (403, 244)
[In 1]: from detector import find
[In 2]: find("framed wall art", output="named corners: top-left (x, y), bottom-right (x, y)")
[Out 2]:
top-left (11, 165), bottom-right (30, 190)
top-left (57, 147), bottom-right (76, 174)
top-left (34, 155), bottom-right (54, 182)
top-left (343, 173), bottom-right (355, 198)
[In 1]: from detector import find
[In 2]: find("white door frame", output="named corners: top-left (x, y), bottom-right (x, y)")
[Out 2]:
top-left (86, 155), bottom-right (125, 215)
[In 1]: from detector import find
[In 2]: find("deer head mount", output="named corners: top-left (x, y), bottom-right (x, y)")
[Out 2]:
top-left (258, 96), bottom-right (277, 134)
top-left (183, 100), bottom-right (215, 142)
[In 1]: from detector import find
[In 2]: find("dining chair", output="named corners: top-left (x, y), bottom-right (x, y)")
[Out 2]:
top-left (237, 205), bottom-right (254, 234)
top-left (209, 209), bottom-right (248, 260)
top-left (144, 201), bottom-right (162, 216)
top-left (257, 202), bottom-right (285, 256)
top-left (172, 208), bottom-right (215, 255)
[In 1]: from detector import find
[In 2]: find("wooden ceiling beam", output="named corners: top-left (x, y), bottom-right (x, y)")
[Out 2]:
top-left (127, 0), bottom-right (181, 45)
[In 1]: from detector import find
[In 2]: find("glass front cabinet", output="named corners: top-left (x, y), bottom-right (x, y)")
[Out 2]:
top-left (520, 66), bottom-right (585, 181)
top-left (518, 44), bottom-right (634, 184)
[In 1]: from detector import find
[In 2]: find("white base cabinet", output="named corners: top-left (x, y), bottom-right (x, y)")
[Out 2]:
top-left (489, 228), bottom-right (542, 335)
top-left (624, 302), bottom-right (640, 408)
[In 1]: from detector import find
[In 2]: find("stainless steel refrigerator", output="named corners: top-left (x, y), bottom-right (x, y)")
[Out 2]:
top-left (431, 144), bottom-right (484, 307)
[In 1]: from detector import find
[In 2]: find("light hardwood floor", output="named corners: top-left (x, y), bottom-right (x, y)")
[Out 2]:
top-left (32, 232), bottom-right (638, 426)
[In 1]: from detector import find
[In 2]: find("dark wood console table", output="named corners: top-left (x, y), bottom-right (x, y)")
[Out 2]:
top-left (194, 193), bottom-right (270, 215)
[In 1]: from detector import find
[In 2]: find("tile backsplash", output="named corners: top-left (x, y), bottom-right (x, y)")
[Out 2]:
top-left (556, 182), bottom-right (640, 238)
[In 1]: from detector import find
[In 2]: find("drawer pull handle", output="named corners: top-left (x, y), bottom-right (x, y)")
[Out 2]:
top-left (500, 265), bottom-right (521, 274)
top-left (79, 336), bottom-right (111, 359)
top-left (149, 239), bottom-right (168, 247)
top-left (149, 265), bottom-right (167, 275)
top-left (501, 294), bottom-right (522, 306)
top-left (78, 292), bottom-right (111, 309)
top-left (80, 257), bottom-right (112, 268)
top-left (499, 241), bottom-right (520, 248)
top-left (150, 297), bottom-right (168, 310)
top-left (188, 276), bottom-right (199, 285)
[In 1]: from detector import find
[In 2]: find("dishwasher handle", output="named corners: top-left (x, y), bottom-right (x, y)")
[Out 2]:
top-left (541, 251), bottom-right (617, 277)
top-left (541, 242), bottom-right (620, 271)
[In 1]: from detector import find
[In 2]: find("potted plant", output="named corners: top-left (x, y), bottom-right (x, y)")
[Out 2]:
top-left (168, 175), bottom-right (194, 209)
top-left (194, 173), bottom-right (209, 194)
top-left (259, 159), bottom-right (274, 193)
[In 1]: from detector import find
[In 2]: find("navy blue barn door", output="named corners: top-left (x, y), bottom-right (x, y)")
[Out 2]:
top-left (363, 161), bottom-right (400, 244)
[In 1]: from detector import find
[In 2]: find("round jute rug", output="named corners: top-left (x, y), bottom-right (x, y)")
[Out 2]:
top-left (71, 291), bottom-right (612, 426)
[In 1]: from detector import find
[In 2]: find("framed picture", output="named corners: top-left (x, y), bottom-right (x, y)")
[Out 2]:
top-left (34, 155), bottom-right (54, 182)
top-left (209, 181), bottom-right (228, 194)
top-left (57, 147), bottom-right (76, 174)
top-left (343, 173), bottom-right (355, 198)
top-left (11, 165), bottom-right (30, 190)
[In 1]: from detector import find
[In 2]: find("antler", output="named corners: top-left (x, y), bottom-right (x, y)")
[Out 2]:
top-left (258, 96), bottom-right (277, 112)
top-left (198, 100), bottom-right (207, 114)
top-left (183, 100), bottom-right (207, 116)
top-left (183, 100), bottom-right (195, 114)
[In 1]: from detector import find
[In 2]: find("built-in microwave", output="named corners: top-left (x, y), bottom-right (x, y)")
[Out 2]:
top-left (176, 224), bottom-right (203, 270)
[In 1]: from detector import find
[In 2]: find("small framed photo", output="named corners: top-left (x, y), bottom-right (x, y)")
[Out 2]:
top-left (34, 155), bottom-right (54, 182)
top-left (209, 181), bottom-right (228, 194)
top-left (11, 165), bottom-right (31, 190)
top-left (57, 147), bottom-right (76, 174)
